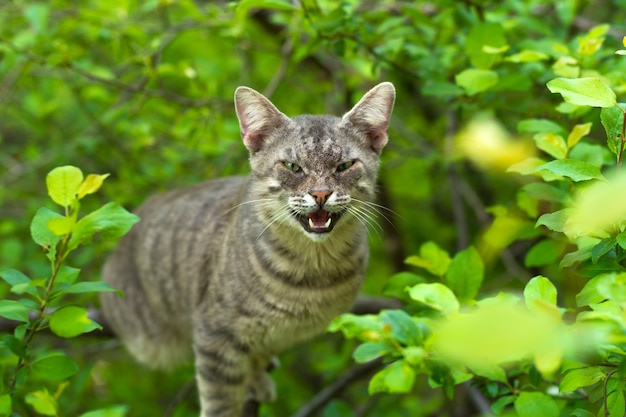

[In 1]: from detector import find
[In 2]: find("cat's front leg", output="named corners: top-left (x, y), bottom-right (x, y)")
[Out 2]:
top-left (193, 326), bottom-right (251, 417)
top-left (245, 354), bottom-right (278, 404)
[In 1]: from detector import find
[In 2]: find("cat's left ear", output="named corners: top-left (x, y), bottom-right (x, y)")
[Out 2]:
top-left (342, 82), bottom-right (396, 152)
top-left (235, 87), bottom-right (290, 153)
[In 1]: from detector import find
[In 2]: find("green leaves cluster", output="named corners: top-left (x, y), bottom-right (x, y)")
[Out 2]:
top-left (331, 13), bottom-right (626, 417)
top-left (0, 166), bottom-right (137, 417)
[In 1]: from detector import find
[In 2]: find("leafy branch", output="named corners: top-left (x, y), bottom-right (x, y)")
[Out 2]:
top-left (0, 166), bottom-right (138, 417)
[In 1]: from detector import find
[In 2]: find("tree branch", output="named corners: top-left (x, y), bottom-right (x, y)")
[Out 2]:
top-left (289, 358), bottom-right (384, 417)
top-left (350, 295), bottom-right (403, 315)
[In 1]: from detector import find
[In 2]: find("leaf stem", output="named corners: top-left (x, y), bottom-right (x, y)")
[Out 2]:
top-left (8, 230), bottom-right (69, 393)
top-left (603, 369), bottom-right (618, 416)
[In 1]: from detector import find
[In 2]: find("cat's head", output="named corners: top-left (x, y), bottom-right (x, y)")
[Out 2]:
top-left (234, 82), bottom-right (395, 240)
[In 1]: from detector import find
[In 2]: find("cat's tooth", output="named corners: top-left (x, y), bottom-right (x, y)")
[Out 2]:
top-left (325, 218), bottom-right (332, 228)
top-left (308, 218), bottom-right (314, 229)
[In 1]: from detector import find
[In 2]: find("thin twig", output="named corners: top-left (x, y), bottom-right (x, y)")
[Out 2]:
top-left (289, 358), bottom-right (384, 417)
top-left (445, 109), bottom-right (469, 251)
top-left (350, 295), bottom-right (403, 315)
top-left (262, 9), bottom-right (295, 99)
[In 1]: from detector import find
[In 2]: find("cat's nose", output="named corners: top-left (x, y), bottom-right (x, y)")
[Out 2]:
top-left (310, 190), bottom-right (331, 206)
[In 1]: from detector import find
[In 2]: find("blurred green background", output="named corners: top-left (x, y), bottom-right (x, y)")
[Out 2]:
top-left (1, 0), bottom-right (625, 415)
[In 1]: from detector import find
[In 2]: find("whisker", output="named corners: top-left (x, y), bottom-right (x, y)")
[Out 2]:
top-left (346, 206), bottom-right (383, 245)
top-left (224, 198), bottom-right (275, 215)
top-left (351, 198), bottom-right (398, 230)
top-left (256, 203), bottom-right (292, 241)
top-left (353, 205), bottom-right (384, 233)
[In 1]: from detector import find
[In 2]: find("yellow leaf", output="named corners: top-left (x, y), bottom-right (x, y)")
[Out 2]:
top-left (77, 173), bottom-right (110, 199)
top-left (534, 347), bottom-right (563, 378)
top-left (432, 299), bottom-right (563, 365)
top-left (567, 122), bottom-right (592, 149)
top-left (457, 117), bottom-right (534, 171)
top-left (623, 36), bottom-right (626, 48)
top-left (565, 170), bottom-right (626, 239)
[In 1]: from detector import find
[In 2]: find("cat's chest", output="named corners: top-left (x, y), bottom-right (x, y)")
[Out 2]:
top-left (248, 285), bottom-right (358, 352)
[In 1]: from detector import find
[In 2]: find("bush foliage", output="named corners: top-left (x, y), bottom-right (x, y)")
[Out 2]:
top-left (2, 1), bottom-right (626, 416)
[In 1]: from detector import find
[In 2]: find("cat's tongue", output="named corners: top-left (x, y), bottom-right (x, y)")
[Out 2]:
top-left (307, 210), bottom-right (331, 230)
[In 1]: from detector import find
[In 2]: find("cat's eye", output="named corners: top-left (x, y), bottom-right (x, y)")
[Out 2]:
top-left (283, 161), bottom-right (302, 173)
top-left (336, 160), bottom-right (355, 172)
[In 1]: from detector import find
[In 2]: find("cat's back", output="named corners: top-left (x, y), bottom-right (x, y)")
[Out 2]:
top-left (105, 176), bottom-right (247, 294)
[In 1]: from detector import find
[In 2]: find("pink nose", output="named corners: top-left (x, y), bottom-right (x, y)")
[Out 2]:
top-left (310, 190), bottom-right (331, 206)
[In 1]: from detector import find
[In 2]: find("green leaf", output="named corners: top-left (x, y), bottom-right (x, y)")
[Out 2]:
top-left (536, 159), bottom-right (604, 182)
top-left (368, 360), bottom-right (416, 394)
top-left (62, 281), bottom-right (121, 296)
top-left (570, 409), bottom-right (595, 417)
top-left (31, 354), bottom-right (79, 380)
top-left (524, 276), bottom-right (557, 312)
top-left (237, 0), bottom-right (297, 10)
top-left (382, 272), bottom-right (425, 300)
top-left (591, 238), bottom-right (616, 263)
top-left (517, 119), bottom-right (567, 136)
top-left (47, 216), bottom-right (76, 236)
top-left (68, 202), bottom-right (140, 251)
top-left (0, 300), bottom-right (31, 322)
top-left (603, 389), bottom-right (625, 417)
top-left (491, 395), bottom-right (516, 415)
top-left (0, 394), bottom-right (11, 415)
top-left (56, 266), bottom-right (81, 285)
top-left (505, 50), bottom-right (549, 63)
top-left (328, 314), bottom-right (382, 340)
top-left (467, 361), bottom-right (507, 383)
top-left (30, 207), bottom-right (63, 249)
top-left (25, 389), bottom-right (58, 416)
top-left (405, 241), bottom-right (451, 277)
top-left (569, 142), bottom-right (611, 167)
top-left (576, 275), bottom-right (607, 307)
top-left (49, 306), bottom-right (102, 338)
top-left (507, 157), bottom-right (549, 176)
top-left (46, 165), bottom-right (84, 207)
top-left (0, 269), bottom-right (38, 297)
top-left (552, 56), bottom-right (580, 78)
top-left (535, 209), bottom-right (570, 232)
top-left (547, 77), bottom-right (617, 108)
top-left (567, 122), bottom-right (592, 149)
top-left (353, 342), bottom-right (392, 363)
top-left (401, 346), bottom-right (425, 366)
top-left (408, 283), bottom-right (460, 315)
top-left (560, 366), bottom-right (603, 392)
top-left (617, 231), bottom-right (626, 249)
top-left (524, 239), bottom-right (566, 267)
top-left (2, 335), bottom-right (27, 358)
top-left (422, 81), bottom-right (463, 97)
top-left (23, 3), bottom-right (49, 33)
top-left (78, 406), bottom-right (130, 417)
top-left (514, 391), bottom-right (559, 417)
top-left (533, 132), bottom-right (568, 159)
top-left (600, 105), bottom-right (624, 157)
top-left (445, 246), bottom-right (484, 303)
top-left (380, 310), bottom-right (422, 345)
top-left (597, 272), bottom-right (626, 301)
top-left (465, 22), bottom-right (507, 69)
top-left (455, 69), bottom-right (499, 96)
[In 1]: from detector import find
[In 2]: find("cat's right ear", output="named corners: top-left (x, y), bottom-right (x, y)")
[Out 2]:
top-left (234, 87), bottom-right (289, 153)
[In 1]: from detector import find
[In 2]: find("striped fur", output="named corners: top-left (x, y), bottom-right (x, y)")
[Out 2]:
top-left (100, 82), bottom-right (395, 416)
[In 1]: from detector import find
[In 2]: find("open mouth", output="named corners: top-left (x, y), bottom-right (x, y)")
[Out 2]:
top-left (296, 210), bottom-right (342, 234)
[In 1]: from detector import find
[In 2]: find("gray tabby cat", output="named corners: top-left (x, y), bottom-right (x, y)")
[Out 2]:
top-left (100, 82), bottom-right (395, 416)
